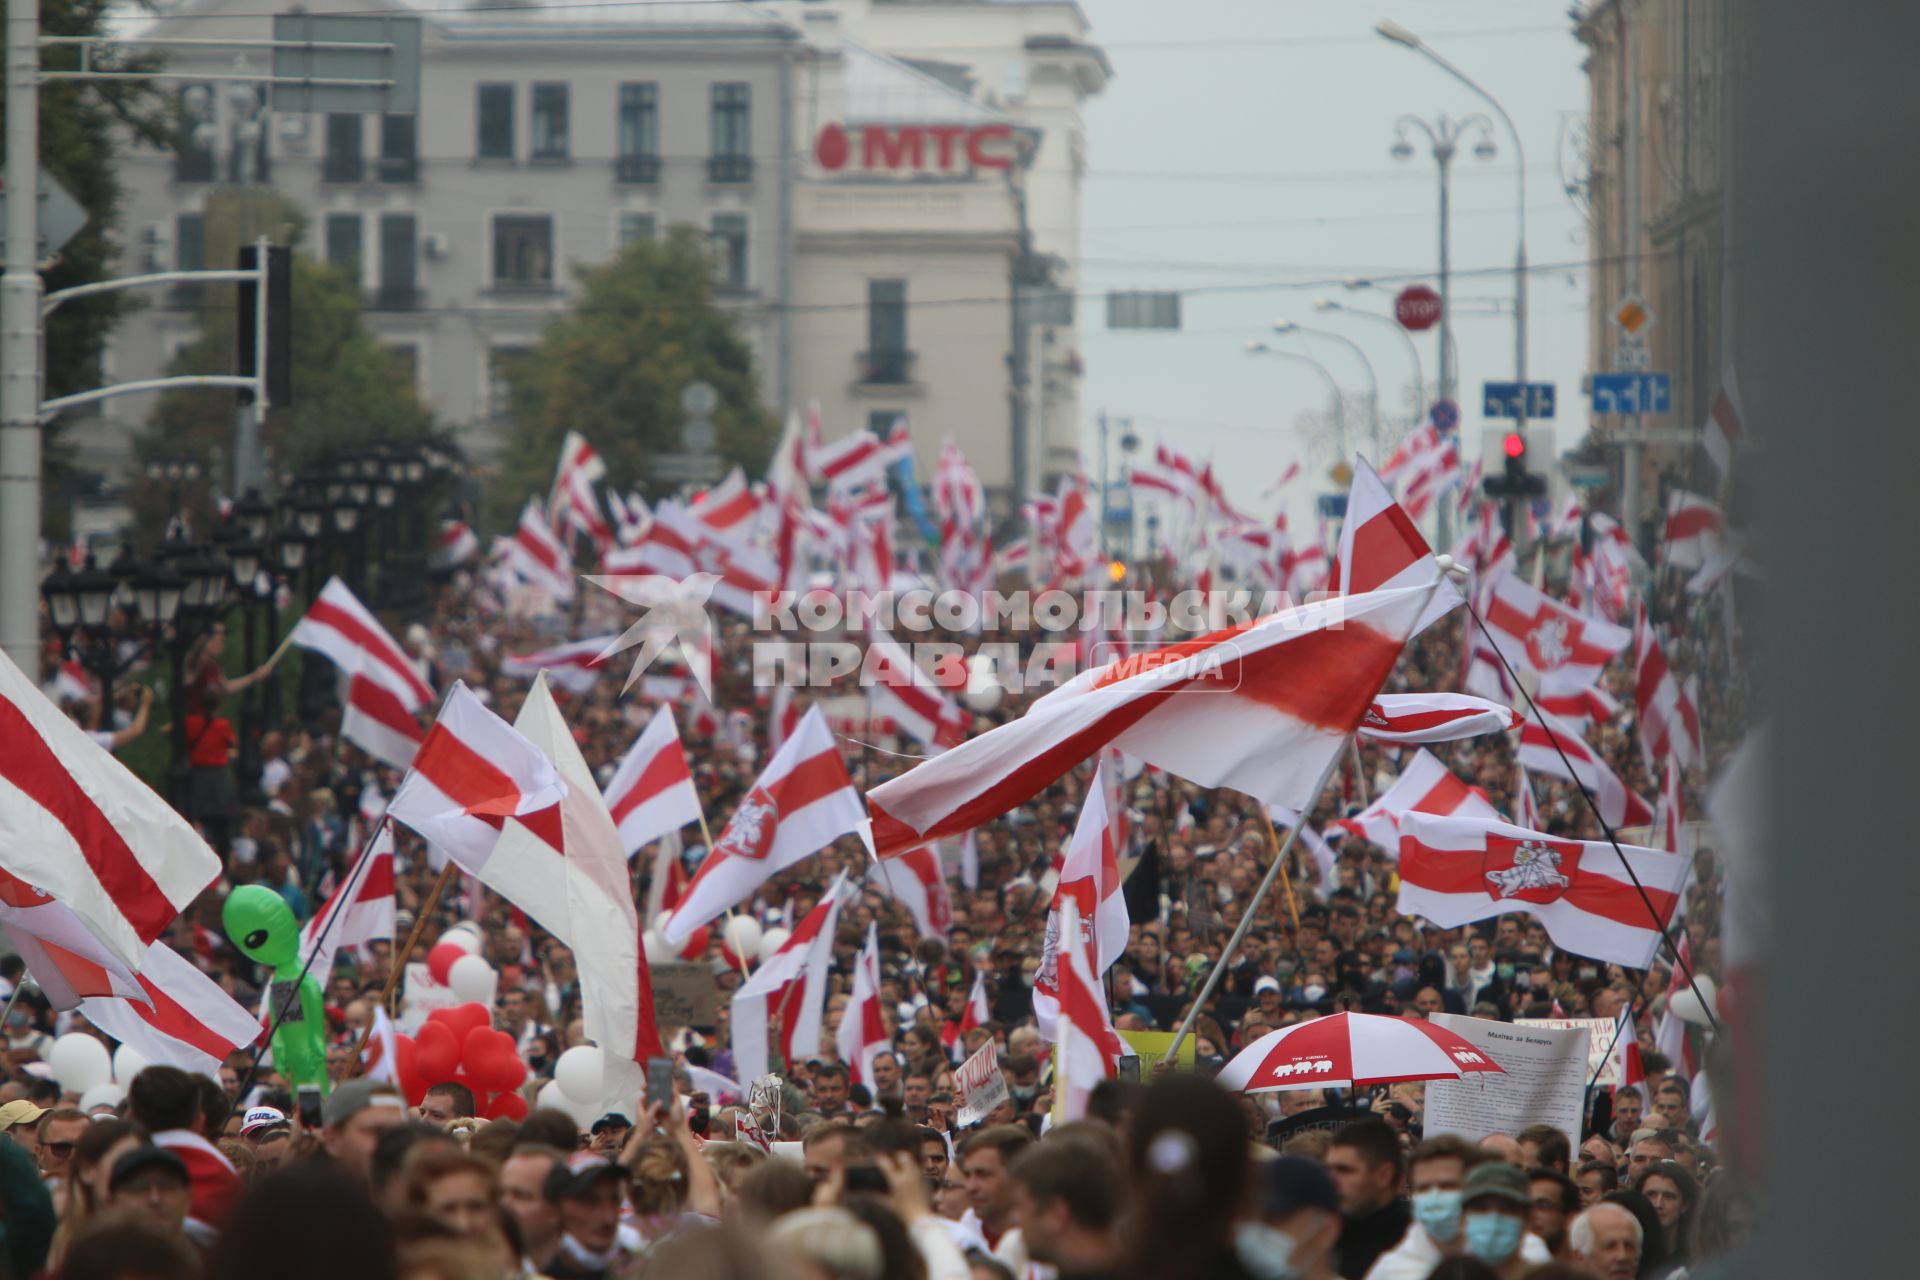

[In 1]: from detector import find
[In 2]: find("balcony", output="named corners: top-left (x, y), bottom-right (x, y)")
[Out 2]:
top-left (617, 154), bottom-right (661, 184)
top-left (856, 348), bottom-right (916, 386)
top-left (174, 151), bottom-right (215, 184)
top-left (323, 154), bottom-right (366, 184)
top-left (376, 155), bottom-right (419, 184)
top-left (370, 285), bottom-right (421, 312)
top-left (707, 154), bottom-right (754, 184)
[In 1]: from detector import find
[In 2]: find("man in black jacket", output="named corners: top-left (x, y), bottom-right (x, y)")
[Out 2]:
top-left (1328, 1118), bottom-right (1411, 1280)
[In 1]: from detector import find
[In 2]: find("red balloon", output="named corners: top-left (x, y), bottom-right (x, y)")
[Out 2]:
top-left (677, 924), bottom-right (710, 962)
top-left (414, 1020), bottom-right (460, 1083)
top-left (426, 941), bottom-right (465, 986)
top-left (485, 1091), bottom-right (529, 1122)
top-left (469, 1048), bottom-right (527, 1094)
top-left (432, 1001), bottom-right (490, 1045)
top-left (393, 1035), bottom-right (427, 1107)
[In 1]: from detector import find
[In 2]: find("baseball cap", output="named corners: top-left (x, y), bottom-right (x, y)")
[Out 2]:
top-left (321, 1078), bottom-right (405, 1130)
top-left (1253, 976), bottom-right (1282, 996)
top-left (108, 1145), bottom-right (189, 1192)
top-left (544, 1151), bottom-right (630, 1200)
top-left (1256, 1155), bottom-right (1340, 1218)
top-left (589, 1113), bottom-right (633, 1136)
top-left (239, 1106), bottom-right (288, 1137)
top-left (0, 1099), bottom-right (47, 1131)
top-left (1461, 1161), bottom-right (1531, 1209)
top-left (1392, 947), bottom-right (1416, 963)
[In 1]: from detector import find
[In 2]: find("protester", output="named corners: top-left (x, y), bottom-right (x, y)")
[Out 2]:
top-left (1571, 1202), bottom-right (1644, 1280)
top-left (1005, 1136), bottom-right (1123, 1279)
top-left (103, 1146), bottom-right (194, 1239)
top-left (1326, 1119), bottom-right (1409, 1279)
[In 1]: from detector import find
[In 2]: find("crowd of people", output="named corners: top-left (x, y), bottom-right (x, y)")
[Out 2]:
top-left (0, 533), bottom-right (1748, 1280)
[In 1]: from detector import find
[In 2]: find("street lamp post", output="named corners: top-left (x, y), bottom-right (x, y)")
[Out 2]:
top-left (1246, 341), bottom-right (1347, 458)
top-left (1386, 112), bottom-right (1494, 411)
top-left (1272, 321), bottom-right (1382, 460)
top-left (1315, 298), bottom-right (1424, 420)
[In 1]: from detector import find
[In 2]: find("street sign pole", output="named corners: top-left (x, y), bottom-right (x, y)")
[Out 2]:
top-left (1, 0), bottom-right (44, 675)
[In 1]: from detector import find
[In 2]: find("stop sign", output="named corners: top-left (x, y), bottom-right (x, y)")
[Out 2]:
top-left (1395, 285), bottom-right (1442, 332)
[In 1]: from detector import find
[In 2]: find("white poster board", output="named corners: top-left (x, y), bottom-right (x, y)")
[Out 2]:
top-left (1423, 1014), bottom-right (1589, 1152)
top-left (955, 1042), bottom-right (1010, 1127)
top-left (1514, 1016), bottom-right (1629, 1088)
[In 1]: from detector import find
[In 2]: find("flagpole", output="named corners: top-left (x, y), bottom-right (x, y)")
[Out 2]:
top-left (339, 851), bottom-right (453, 1082)
top-left (1162, 747), bottom-right (1344, 1067)
top-left (1463, 595), bottom-right (1721, 1033)
top-left (1259, 808), bottom-right (1303, 929)
top-left (1349, 739), bottom-right (1371, 805)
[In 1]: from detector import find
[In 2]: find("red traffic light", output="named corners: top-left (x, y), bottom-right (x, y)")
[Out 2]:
top-left (1502, 432), bottom-right (1526, 459)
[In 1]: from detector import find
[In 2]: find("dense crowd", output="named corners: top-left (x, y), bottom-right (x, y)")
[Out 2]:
top-left (0, 545), bottom-right (1749, 1280)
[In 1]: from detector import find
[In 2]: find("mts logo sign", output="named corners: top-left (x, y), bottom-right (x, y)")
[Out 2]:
top-left (815, 123), bottom-right (1016, 174)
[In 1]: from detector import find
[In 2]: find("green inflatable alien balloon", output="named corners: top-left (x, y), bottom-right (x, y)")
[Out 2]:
top-left (224, 885), bottom-right (328, 1094)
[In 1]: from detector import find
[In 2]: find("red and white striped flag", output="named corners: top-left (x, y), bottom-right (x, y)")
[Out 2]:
top-left (1534, 673), bottom-right (1622, 731)
top-left (1518, 709), bottom-right (1655, 829)
top-left (51, 659), bottom-right (91, 705)
top-left (0, 650), bottom-right (221, 970)
top-left (836, 922), bottom-right (889, 1087)
top-left (1358, 692), bottom-right (1522, 744)
top-left (386, 683), bottom-right (569, 872)
top-left (503, 498), bottom-right (576, 602)
top-left (869, 585), bottom-right (1431, 859)
top-left (604, 705), bottom-right (703, 860)
top-left (290, 577), bottom-right (434, 709)
top-left (731, 872), bottom-right (854, 1081)
top-left (297, 825), bottom-right (396, 998)
top-left (1334, 748), bottom-right (1502, 851)
top-left (810, 429), bottom-right (892, 491)
top-left (1053, 899), bottom-right (1123, 1123)
top-left (1634, 607), bottom-right (1702, 772)
top-left (767, 684), bottom-right (801, 760)
top-left (502, 636), bottom-right (616, 696)
top-left (864, 627), bottom-right (968, 751)
top-left (960, 969), bottom-right (990, 1035)
top-left (663, 706), bottom-right (867, 944)
top-left (1032, 761), bottom-right (1129, 1040)
top-left (1514, 764), bottom-right (1543, 832)
top-left (1331, 457), bottom-right (1459, 632)
top-left (607, 490), bottom-right (651, 547)
top-left (80, 940), bottom-right (262, 1079)
top-left (362, 1006), bottom-right (401, 1084)
top-left (1661, 492), bottom-right (1723, 571)
top-left (1397, 812), bottom-right (1688, 968)
top-left (872, 845), bottom-right (952, 940)
top-left (690, 468), bottom-right (763, 542)
top-left (548, 431), bottom-right (606, 516)
top-left (340, 670), bottom-right (425, 772)
top-left (1701, 369), bottom-right (1742, 476)
top-left (431, 520), bottom-right (479, 570)
top-left (1482, 572), bottom-right (1630, 686)
top-left (1654, 757), bottom-right (1685, 856)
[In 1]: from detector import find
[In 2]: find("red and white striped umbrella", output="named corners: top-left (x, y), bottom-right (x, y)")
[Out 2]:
top-left (1217, 1012), bottom-right (1506, 1093)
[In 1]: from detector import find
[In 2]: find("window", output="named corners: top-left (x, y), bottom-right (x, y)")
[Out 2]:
top-left (709, 213), bottom-right (748, 290)
top-left (532, 83), bottom-right (569, 160)
top-left (617, 83), bottom-right (660, 183)
top-left (618, 212), bottom-right (657, 249)
top-left (171, 213), bottom-right (206, 306)
top-left (863, 279), bottom-right (910, 383)
top-left (709, 83), bottom-right (752, 182)
top-left (323, 113), bottom-right (364, 183)
top-left (325, 214), bottom-right (363, 277)
top-left (492, 215), bottom-right (554, 289)
top-left (175, 84), bottom-right (216, 182)
top-left (377, 214), bottom-right (418, 309)
top-left (487, 346), bottom-right (534, 421)
top-left (477, 84), bottom-right (514, 160)
top-left (379, 115), bottom-right (417, 182)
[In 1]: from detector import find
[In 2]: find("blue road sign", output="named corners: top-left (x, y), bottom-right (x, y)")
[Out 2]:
top-left (1589, 372), bottom-right (1672, 416)
top-left (1316, 493), bottom-right (1348, 521)
top-left (1430, 399), bottom-right (1460, 433)
top-left (1482, 382), bottom-right (1557, 419)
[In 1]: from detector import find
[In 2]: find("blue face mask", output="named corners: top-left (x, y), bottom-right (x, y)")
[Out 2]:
top-left (1464, 1211), bottom-right (1525, 1264)
top-left (1411, 1188), bottom-right (1464, 1243)
top-left (1234, 1222), bottom-right (1301, 1280)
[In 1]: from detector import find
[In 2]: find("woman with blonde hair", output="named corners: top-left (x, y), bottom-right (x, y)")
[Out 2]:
top-left (619, 1096), bottom-right (722, 1250)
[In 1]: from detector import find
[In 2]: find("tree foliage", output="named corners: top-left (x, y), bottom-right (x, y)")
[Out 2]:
top-left (491, 225), bottom-right (779, 519)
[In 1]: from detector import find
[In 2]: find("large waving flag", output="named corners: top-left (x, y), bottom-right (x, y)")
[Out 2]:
top-left (1518, 708), bottom-right (1655, 830)
top-left (1331, 748), bottom-right (1502, 851)
top-left (79, 941), bottom-right (262, 1078)
top-left (731, 872), bottom-right (854, 1081)
top-left (0, 650), bottom-right (221, 970)
top-left (340, 668), bottom-right (425, 772)
top-left (1331, 457), bottom-right (1460, 632)
top-left (604, 705), bottom-right (703, 859)
top-left (663, 706), bottom-right (867, 944)
top-left (871, 845), bottom-right (952, 940)
top-left (1397, 812), bottom-right (1687, 968)
top-left (1359, 692), bottom-right (1522, 744)
top-left (289, 577), bottom-right (434, 709)
top-left (870, 585), bottom-right (1432, 859)
top-left (1054, 899), bottom-right (1124, 1122)
top-left (1634, 607), bottom-right (1702, 773)
top-left (501, 636), bottom-right (617, 696)
top-left (1482, 573), bottom-right (1631, 686)
top-left (297, 825), bottom-right (396, 1000)
top-left (1032, 760), bottom-right (1129, 1040)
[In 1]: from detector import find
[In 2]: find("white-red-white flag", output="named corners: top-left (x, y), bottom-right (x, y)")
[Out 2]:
top-left (504, 498), bottom-right (576, 602)
top-left (290, 576), bottom-right (434, 709)
top-left (1397, 812), bottom-right (1687, 969)
top-left (79, 940), bottom-right (262, 1078)
top-left (731, 872), bottom-right (854, 1081)
top-left (431, 520), bottom-right (480, 571)
top-left (871, 845), bottom-right (952, 940)
top-left (339, 669), bottom-right (425, 772)
top-left (362, 1006), bottom-right (401, 1084)
top-left (501, 636), bottom-right (616, 696)
top-left (836, 922), bottom-right (889, 1087)
top-left (297, 824), bottom-right (396, 999)
top-left (1701, 370), bottom-right (1742, 477)
top-left (864, 626), bottom-right (968, 750)
top-left (1032, 761), bottom-right (1130, 1040)
top-left (1054, 899), bottom-right (1123, 1122)
top-left (870, 585), bottom-right (1432, 858)
top-left (386, 683), bottom-right (570, 872)
top-left (1533, 673), bottom-right (1622, 731)
top-left (690, 467), bottom-right (763, 541)
top-left (1514, 764), bottom-right (1543, 833)
top-left (0, 650), bottom-right (221, 970)
top-left (1334, 748), bottom-right (1502, 851)
top-left (604, 705), bottom-right (703, 860)
top-left (1661, 491), bottom-right (1723, 572)
top-left (1358, 692), bottom-right (1522, 744)
top-left (1653, 757), bottom-right (1686, 857)
top-left (664, 706), bottom-right (867, 944)
top-left (1482, 572), bottom-right (1631, 686)
top-left (1331, 458), bottom-right (1460, 633)
top-left (1519, 708), bottom-right (1654, 829)
top-left (1634, 607), bottom-right (1702, 773)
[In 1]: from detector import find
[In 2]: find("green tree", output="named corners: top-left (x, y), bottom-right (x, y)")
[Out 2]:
top-left (492, 225), bottom-right (779, 519)
top-left (137, 189), bottom-right (443, 536)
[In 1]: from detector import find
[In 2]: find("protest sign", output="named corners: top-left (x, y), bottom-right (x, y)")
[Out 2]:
top-left (651, 962), bottom-right (720, 1029)
top-left (1515, 1016), bottom-right (1629, 1087)
top-left (1119, 1029), bottom-right (1197, 1073)
top-left (955, 1041), bottom-right (1011, 1126)
top-left (1424, 1014), bottom-right (1589, 1151)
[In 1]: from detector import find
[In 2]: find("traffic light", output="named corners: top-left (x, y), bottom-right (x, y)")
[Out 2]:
top-left (1483, 427), bottom-right (1548, 499)
top-left (236, 244), bottom-right (292, 407)
top-left (1108, 559), bottom-right (1128, 583)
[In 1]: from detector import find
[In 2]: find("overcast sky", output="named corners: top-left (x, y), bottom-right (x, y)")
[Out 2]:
top-left (1075, 0), bottom-right (1592, 521)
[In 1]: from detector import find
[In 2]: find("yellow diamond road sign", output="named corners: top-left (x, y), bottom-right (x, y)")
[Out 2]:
top-left (1613, 293), bottom-right (1653, 337)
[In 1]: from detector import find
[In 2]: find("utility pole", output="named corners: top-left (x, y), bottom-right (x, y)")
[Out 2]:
top-left (1, 0), bottom-right (44, 675)
top-left (1006, 170), bottom-right (1032, 522)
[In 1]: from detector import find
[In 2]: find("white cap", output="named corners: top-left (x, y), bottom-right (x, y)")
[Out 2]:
top-left (240, 1105), bottom-right (288, 1136)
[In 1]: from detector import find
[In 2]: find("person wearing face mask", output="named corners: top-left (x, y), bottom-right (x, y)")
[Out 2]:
top-left (1456, 1162), bottom-right (1535, 1280)
top-left (1363, 1138), bottom-right (1552, 1280)
top-left (1236, 1156), bottom-right (1344, 1280)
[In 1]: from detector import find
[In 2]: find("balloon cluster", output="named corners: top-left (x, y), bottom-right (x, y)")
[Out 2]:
top-left (424, 925), bottom-right (497, 1005)
top-left (394, 1001), bottom-right (529, 1121)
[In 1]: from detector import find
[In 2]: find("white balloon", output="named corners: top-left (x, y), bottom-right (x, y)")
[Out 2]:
top-left (758, 927), bottom-right (791, 962)
top-left (112, 1043), bottom-right (151, 1086)
top-left (79, 1083), bottom-right (126, 1112)
top-left (534, 1079), bottom-right (597, 1128)
top-left (441, 928), bottom-right (483, 956)
top-left (723, 915), bottom-right (763, 960)
top-left (447, 953), bottom-right (497, 1004)
top-left (554, 1045), bottom-right (604, 1105)
top-left (651, 910), bottom-right (674, 935)
top-left (48, 1033), bottom-right (113, 1095)
top-left (643, 931), bottom-right (672, 965)
top-left (964, 652), bottom-right (1005, 712)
